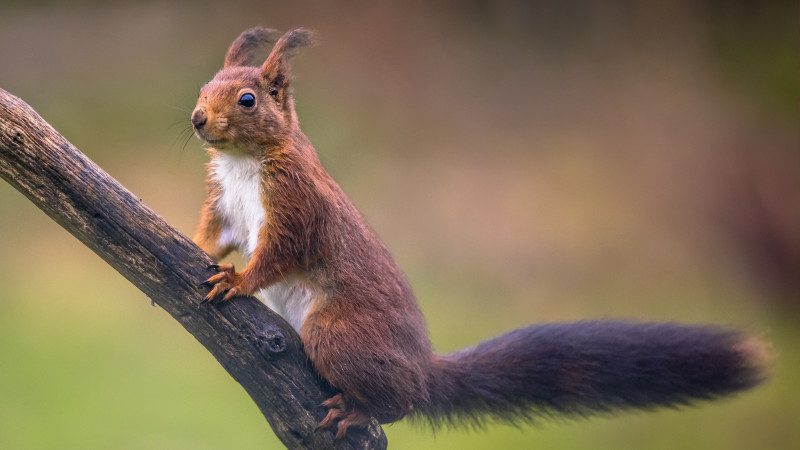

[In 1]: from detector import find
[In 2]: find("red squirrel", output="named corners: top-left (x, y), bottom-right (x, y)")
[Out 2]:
top-left (192, 27), bottom-right (770, 439)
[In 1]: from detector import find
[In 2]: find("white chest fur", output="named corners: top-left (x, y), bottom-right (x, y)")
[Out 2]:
top-left (211, 152), bottom-right (315, 332)
top-left (212, 153), bottom-right (265, 257)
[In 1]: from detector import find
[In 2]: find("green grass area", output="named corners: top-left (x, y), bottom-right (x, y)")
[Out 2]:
top-left (0, 259), bottom-right (795, 449)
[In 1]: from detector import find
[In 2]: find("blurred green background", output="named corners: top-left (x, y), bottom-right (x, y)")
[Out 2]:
top-left (1, 1), bottom-right (798, 449)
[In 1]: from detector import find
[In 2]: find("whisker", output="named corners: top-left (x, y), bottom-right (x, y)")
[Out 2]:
top-left (165, 126), bottom-right (195, 168)
top-left (158, 102), bottom-right (194, 114)
top-left (181, 130), bottom-right (195, 152)
top-left (169, 126), bottom-right (195, 156)
top-left (167, 117), bottom-right (190, 131)
top-left (170, 125), bottom-right (192, 146)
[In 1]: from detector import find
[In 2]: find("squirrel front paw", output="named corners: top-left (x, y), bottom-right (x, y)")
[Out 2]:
top-left (200, 264), bottom-right (248, 302)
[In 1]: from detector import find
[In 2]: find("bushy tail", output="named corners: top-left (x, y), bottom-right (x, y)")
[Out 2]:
top-left (417, 321), bottom-right (770, 427)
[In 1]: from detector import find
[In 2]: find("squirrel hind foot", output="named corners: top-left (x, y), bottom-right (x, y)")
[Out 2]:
top-left (334, 408), bottom-right (372, 441)
top-left (321, 393), bottom-right (347, 410)
top-left (317, 394), bottom-right (373, 440)
top-left (317, 407), bottom-right (345, 431)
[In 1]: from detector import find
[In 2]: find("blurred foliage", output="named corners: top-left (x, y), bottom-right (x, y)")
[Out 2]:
top-left (0, 1), bottom-right (797, 449)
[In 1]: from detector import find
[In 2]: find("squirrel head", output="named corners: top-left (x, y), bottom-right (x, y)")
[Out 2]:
top-left (192, 27), bottom-right (314, 154)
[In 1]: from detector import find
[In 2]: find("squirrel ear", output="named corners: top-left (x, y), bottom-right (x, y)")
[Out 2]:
top-left (223, 26), bottom-right (282, 68)
top-left (261, 28), bottom-right (315, 85)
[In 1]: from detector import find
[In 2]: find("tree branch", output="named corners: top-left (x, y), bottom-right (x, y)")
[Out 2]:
top-left (0, 88), bottom-right (387, 450)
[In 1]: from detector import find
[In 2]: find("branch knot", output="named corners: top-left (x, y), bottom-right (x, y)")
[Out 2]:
top-left (258, 326), bottom-right (288, 357)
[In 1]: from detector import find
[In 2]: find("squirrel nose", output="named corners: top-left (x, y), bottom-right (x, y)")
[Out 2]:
top-left (191, 109), bottom-right (207, 130)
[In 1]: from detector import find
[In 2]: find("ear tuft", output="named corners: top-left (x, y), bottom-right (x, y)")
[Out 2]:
top-left (224, 26), bottom-right (282, 68)
top-left (261, 28), bottom-right (316, 82)
top-left (280, 28), bottom-right (316, 57)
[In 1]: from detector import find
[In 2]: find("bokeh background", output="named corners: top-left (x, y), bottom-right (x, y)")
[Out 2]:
top-left (1, 1), bottom-right (798, 449)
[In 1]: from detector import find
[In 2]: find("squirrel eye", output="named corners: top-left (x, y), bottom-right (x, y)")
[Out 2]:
top-left (238, 93), bottom-right (255, 108)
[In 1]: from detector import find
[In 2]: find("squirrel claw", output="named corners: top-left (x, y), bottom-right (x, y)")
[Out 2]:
top-left (333, 409), bottom-right (371, 441)
top-left (317, 407), bottom-right (344, 431)
top-left (201, 289), bottom-right (220, 303)
top-left (198, 263), bottom-right (243, 303)
top-left (204, 271), bottom-right (231, 285)
top-left (207, 263), bottom-right (236, 273)
top-left (204, 281), bottom-right (229, 301)
top-left (321, 393), bottom-right (347, 410)
top-left (222, 286), bottom-right (242, 302)
top-left (318, 395), bottom-right (344, 430)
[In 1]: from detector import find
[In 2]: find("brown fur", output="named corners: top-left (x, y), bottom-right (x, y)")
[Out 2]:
top-left (192, 28), bottom-right (432, 436)
top-left (192, 27), bottom-right (770, 439)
